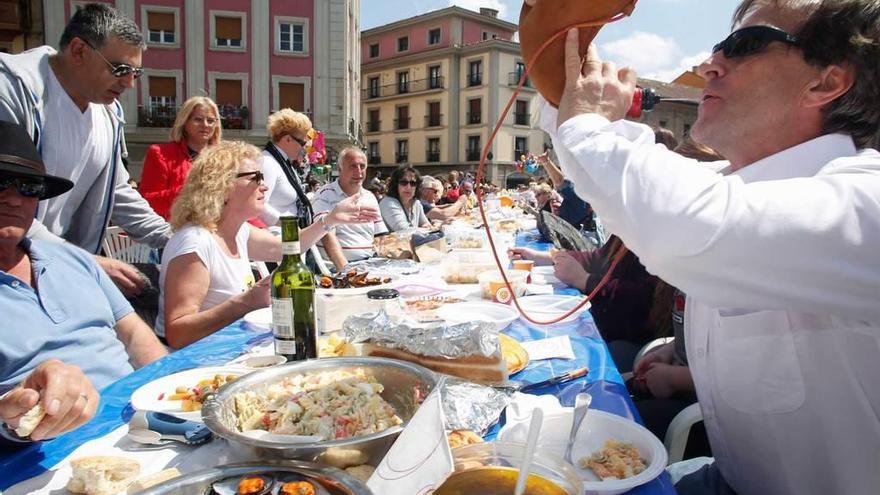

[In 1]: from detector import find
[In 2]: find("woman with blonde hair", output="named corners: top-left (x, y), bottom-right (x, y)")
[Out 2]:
top-left (156, 141), bottom-right (379, 348)
top-left (139, 96), bottom-right (222, 219)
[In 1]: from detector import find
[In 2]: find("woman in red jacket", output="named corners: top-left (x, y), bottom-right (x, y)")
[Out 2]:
top-left (140, 96), bottom-right (222, 219)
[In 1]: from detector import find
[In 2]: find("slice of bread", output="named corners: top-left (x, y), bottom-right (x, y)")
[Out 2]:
top-left (67, 456), bottom-right (140, 495)
top-left (13, 403), bottom-right (46, 438)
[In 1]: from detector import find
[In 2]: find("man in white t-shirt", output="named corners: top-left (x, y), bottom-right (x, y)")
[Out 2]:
top-left (0, 3), bottom-right (171, 298)
top-left (312, 147), bottom-right (387, 263)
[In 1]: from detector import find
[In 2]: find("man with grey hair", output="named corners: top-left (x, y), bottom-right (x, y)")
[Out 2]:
top-left (419, 175), bottom-right (466, 222)
top-left (0, 3), bottom-right (171, 298)
top-left (528, 0), bottom-right (880, 493)
top-left (312, 147), bottom-right (388, 263)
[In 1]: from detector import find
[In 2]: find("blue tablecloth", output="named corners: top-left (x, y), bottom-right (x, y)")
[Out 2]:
top-left (0, 230), bottom-right (675, 494)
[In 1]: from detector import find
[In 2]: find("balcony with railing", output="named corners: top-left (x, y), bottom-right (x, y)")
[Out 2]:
top-left (514, 112), bottom-right (530, 126)
top-left (137, 105), bottom-right (177, 127)
top-left (218, 104), bottom-right (250, 129)
top-left (368, 155), bottom-right (381, 165)
top-left (366, 120), bottom-right (381, 133)
top-left (426, 151), bottom-right (441, 163)
top-left (508, 72), bottom-right (533, 87)
top-left (362, 76), bottom-right (445, 100)
top-left (467, 72), bottom-right (482, 87)
top-left (466, 112), bottom-right (482, 125)
top-left (395, 153), bottom-right (409, 164)
top-left (394, 117), bottom-right (410, 130)
top-left (425, 114), bottom-right (443, 128)
top-left (466, 149), bottom-right (481, 161)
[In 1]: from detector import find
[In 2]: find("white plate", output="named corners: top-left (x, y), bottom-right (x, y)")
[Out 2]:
top-left (530, 265), bottom-right (563, 286)
top-left (243, 307), bottom-right (272, 329)
top-left (129, 366), bottom-right (247, 422)
top-left (516, 295), bottom-right (591, 324)
top-left (498, 408), bottom-right (667, 495)
top-left (436, 301), bottom-right (519, 331)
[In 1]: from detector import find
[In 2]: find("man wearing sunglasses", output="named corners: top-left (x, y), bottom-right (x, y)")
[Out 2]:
top-left (527, 0), bottom-right (880, 494)
top-left (0, 121), bottom-right (166, 446)
top-left (0, 3), bottom-right (171, 299)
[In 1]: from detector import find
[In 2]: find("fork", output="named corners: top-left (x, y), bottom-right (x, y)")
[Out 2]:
top-left (564, 392), bottom-right (592, 464)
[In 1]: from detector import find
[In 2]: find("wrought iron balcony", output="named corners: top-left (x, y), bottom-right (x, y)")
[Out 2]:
top-left (426, 152), bottom-right (441, 163)
top-left (395, 153), bottom-right (408, 164)
top-left (366, 120), bottom-right (381, 133)
top-left (425, 114), bottom-right (443, 127)
top-left (394, 117), bottom-right (410, 130)
top-left (466, 150), bottom-right (481, 161)
top-left (137, 105), bottom-right (177, 128)
top-left (368, 155), bottom-right (381, 165)
top-left (362, 76), bottom-right (445, 100)
top-left (508, 71), bottom-right (533, 87)
top-left (467, 72), bottom-right (482, 87)
top-left (514, 112), bottom-right (531, 126)
top-left (466, 112), bottom-right (482, 125)
top-left (218, 104), bottom-right (250, 129)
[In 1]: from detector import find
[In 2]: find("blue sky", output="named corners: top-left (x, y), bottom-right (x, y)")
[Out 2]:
top-left (362, 0), bottom-right (744, 82)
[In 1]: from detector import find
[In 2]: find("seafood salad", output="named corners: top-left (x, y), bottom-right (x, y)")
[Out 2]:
top-left (231, 369), bottom-right (402, 440)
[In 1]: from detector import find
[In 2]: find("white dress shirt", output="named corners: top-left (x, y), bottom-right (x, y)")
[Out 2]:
top-left (259, 147), bottom-right (299, 225)
top-left (542, 101), bottom-right (880, 495)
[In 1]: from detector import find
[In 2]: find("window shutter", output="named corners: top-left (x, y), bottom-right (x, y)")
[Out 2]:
top-left (215, 79), bottom-right (242, 105)
top-left (279, 83), bottom-right (305, 111)
top-left (149, 76), bottom-right (176, 97)
top-left (216, 16), bottom-right (242, 40)
top-left (147, 12), bottom-right (175, 32)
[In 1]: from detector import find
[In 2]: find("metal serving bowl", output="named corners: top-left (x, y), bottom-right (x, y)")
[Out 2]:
top-left (137, 460), bottom-right (372, 495)
top-left (202, 357), bottom-right (437, 467)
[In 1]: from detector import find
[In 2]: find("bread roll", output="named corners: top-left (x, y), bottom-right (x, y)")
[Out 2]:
top-left (67, 456), bottom-right (140, 495)
top-left (13, 403), bottom-right (45, 438)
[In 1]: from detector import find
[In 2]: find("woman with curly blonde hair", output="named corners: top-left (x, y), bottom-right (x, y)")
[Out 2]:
top-left (157, 141), bottom-right (380, 348)
top-left (139, 96), bottom-right (222, 219)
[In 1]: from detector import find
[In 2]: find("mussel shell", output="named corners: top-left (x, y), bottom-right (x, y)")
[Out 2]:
top-left (273, 473), bottom-right (332, 495)
top-left (210, 473), bottom-right (274, 495)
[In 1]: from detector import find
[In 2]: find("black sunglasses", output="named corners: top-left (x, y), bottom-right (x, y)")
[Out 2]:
top-left (712, 25), bottom-right (800, 59)
top-left (236, 171), bottom-right (264, 184)
top-left (289, 134), bottom-right (308, 147)
top-left (398, 180), bottom-right (419, 187)
top-left (0, 177), bottom-right (47, 198)
top-left (82, 39), bottom-right (145, 79)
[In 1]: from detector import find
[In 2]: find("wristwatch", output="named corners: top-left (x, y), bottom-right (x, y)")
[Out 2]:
top-left (320, 215), bottom-right (337, 233)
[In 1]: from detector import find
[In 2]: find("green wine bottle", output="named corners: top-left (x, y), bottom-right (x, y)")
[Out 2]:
top-left (270, 216), bottom-right (317, 361)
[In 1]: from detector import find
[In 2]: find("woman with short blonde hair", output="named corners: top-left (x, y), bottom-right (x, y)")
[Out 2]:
top-left (158, 140), bottom-right (380, 348)
top-left (259, 109), bottom-right (315, 227)
top-left (140, 96), bottom-right (222, 219)
top-left (267, 108), bottom-right (312, 142)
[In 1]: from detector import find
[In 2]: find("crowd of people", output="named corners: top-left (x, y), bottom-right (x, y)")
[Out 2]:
top-left (1, 1), bottom-right (879, 494)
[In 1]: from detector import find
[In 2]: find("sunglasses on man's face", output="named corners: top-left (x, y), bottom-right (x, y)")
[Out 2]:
top-left (0, 177), bottom-right (47, 198)
top-left (712, 25), bottom-right (801, 59)
top-left (289, 134), bottom-right (308, 147)
top-left (399, 180), bottom-right (419, 187)
top-left (82, 38), bottom-right (144, 79)
top-left (236, 171), bottom-right (264, 184)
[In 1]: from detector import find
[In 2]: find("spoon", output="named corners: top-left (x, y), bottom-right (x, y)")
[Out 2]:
top-left (564, 392), bottom-right (592, 464)
top-left (514, 408), bottom-right (544, 495)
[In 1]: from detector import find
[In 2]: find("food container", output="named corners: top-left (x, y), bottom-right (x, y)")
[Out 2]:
top-left (444, 228), bottom-right (488, 250)
top-left (137, 460), bottom-right (372, 495)
top-left (434, 441), bottom-right (583, 495)
top-left (315, 287), bottom-right (377, 334)
top-left (478, 270), bottom-right (529, 302)
top-left (202, 358), bottom-right (437, 468)
top-left (441, 250), bottom-right (502, 284)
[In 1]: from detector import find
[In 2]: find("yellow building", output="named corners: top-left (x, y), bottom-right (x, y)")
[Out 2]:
top-left (361, 6), bottom-right (546, 184)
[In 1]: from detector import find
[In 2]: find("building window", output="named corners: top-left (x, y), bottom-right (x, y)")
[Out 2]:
top-left (213, 14), bottom-right (244, 49)
top-left (367, 77), bottom-right (380, 99)
top-left (468, 60), bottom-right (482, 86)
top-left (278, 82), bottom-right (305, 112)
top-left (369, 43), bottom-right (379, 58)
top-left (482, 31), bottom-right (497, 41)
top-left (368, 142), bottom-right (380, 164)
top-left (278, 19), bottom-right (307, 54)
top-left (467, 98), bottom-right (481, 125)
top-left (514, 99), bottom-right (529, 126)
top-left (466, 135), bottom-right (481, 161)
top-left (397, 36), bottom-right (409, 52)
top-left (428, 28), bottom-right (441, 45)
top-left (367, 109), bottom-right (380, 133)
top-left (514, 136), bottom-right (528, 158)
top-left (148, 76), bottom-right (176, 109)
top-left (213, 77), bottom-right (248, 129)
top-left (395, 105), bottom-right (409, 130)
top-left (397, 71), bottom-right (409, 94)
top-left (396, 139), bottom-right (409, 163)
top-left (428, 65), bottom-right (442, 89)
top-left (427, 138), bottom-right (440, 162)
top-left (146, 11), bottom-right (175, 44)
top-left (426, 101), bottom-right (441, 127)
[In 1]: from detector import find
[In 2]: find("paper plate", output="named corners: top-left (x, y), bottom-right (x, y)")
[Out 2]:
top-left (129, 366), bottom-right (247, 422)
top-left (436, 301), bottom-right (520, 331)
top-left (531, 265), bottom-right (563, 286)
top-left (516, 295), bottom-right (591, 324)
top-left (243, 307), bottom-right (272, 329)
top-left (498, 408), bottom-right (667, 495)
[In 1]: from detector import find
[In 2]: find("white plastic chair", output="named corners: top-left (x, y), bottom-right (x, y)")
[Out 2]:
top-left (101, 226), bottom-right (153, 263)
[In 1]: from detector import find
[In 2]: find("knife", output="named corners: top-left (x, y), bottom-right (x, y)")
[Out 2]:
top-left (518, 367), bottom-right (589, 393)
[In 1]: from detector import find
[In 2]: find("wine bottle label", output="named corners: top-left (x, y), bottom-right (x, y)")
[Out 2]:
top-left (275, 338), bottom-right (297, 355)
top-left (271, 298), bottom-right (294, 335)
top-left (281, 241), bottom-right (301, 255)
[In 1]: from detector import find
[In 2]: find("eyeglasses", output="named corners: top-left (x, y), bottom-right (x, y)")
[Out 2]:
top-left (236, 171), bottom-right (264, 184)
top-left (712, 25), bottom-right (800, 59)
top-left (82, 38), bottom-right (144, 79)
top-left (192, 116), bottom-right (218, 126)
top-left (0, 177), bottom-right (47, 198)
top-left (399, 180), bottom-right (419, 187)
top-left (289, 135), bottom-right (308, 147)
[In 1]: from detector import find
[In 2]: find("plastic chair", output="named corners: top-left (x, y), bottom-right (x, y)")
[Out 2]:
top-left (101, 226), bottom-right (153, 264)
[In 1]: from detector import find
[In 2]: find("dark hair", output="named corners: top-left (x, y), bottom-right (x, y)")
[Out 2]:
top-left (654, 127), bottom-right (679, 150)
top-left (733, 0), bottom-right (880, 149)
top-left (59, 3), bottom-right (145, 50)
top-left (674, 138), bottom-right (725, 161)
top-left (387, 166), bottom-right (421, 202)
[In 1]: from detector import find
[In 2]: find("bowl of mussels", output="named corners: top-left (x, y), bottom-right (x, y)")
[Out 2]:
top-left (138, 460), bottom-right (372, 495)
top-left (202, 357), bottom-right (437, 468)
